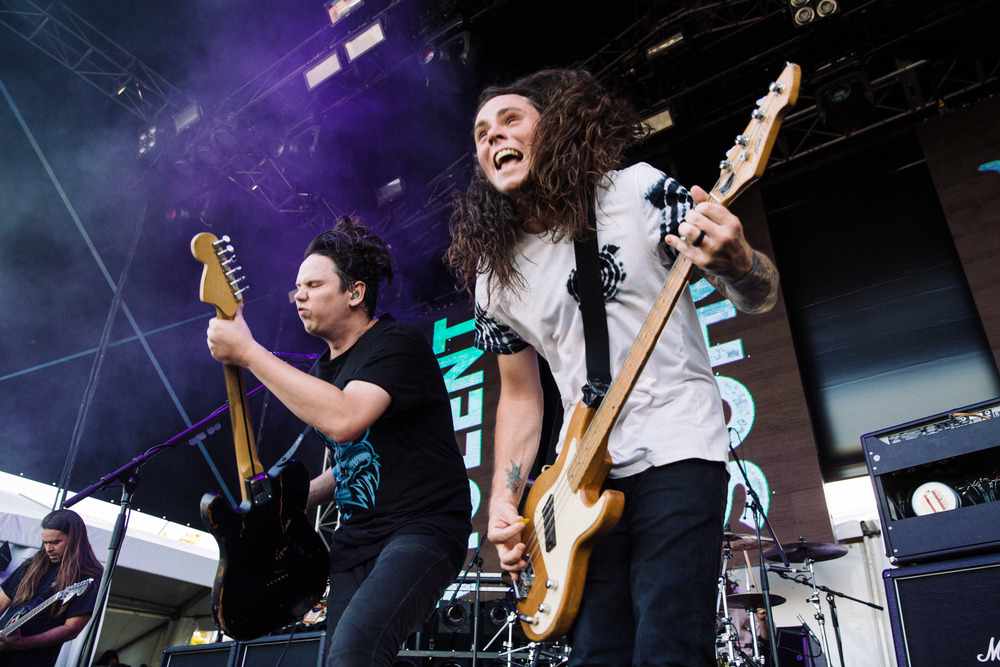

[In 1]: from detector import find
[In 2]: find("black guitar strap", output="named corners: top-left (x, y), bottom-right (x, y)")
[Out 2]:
top-left (573, 195), bottom-right (611, 408)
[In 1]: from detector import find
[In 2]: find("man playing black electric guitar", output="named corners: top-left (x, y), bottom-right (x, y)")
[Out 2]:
top-left (206, 217), bottom-right (472, 666)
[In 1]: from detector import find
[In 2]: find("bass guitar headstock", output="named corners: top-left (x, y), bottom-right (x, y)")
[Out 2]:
top-left (712, 62), bottom-right (801, 207)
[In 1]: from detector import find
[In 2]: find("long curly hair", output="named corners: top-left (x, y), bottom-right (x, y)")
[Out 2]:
top-left (12, 509), bottom-right (103, 613)
top-left (446, 69), bottom-right (645, 295)
top-left (305, 216), bottom-right (394, 317)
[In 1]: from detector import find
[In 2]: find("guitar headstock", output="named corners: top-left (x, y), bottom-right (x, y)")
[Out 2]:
top-left (711, 62), bottom-right (801, 207)
top-left (59, 578), bottom-right (93, 602)
top-left (191, 233), bottom-right (247, 320)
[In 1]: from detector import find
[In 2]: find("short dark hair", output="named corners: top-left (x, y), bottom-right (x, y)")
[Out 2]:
top-left (305, 216), bottom-right (393, 317)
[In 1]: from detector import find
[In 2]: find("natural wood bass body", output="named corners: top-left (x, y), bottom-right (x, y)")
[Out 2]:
top-left (516, 402), bottom-right (625, 642)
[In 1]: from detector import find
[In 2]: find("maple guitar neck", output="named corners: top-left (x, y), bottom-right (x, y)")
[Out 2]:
top-left (570, 64), bottom-right (801, 495)
top-left (191, 232), bottom-right (263, 503)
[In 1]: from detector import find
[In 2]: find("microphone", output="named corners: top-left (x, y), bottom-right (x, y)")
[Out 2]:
top-left (797, 614), bottom-right (821, 642)
top-left (766, 564), bottom-right (806, 573)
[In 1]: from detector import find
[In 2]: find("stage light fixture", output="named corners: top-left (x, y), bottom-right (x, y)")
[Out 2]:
top-left (345, 21), bottom-right (385, 62)
top-left (173, 102), bottom-right (202, 134)
top-left (305, 51), bottom-right (343, 90)
top-left (376, 177), bottom-right (405, 207)
top-left (789, 0), bottom-right (840, 26)
top-left (138, 125), bottom-right (157, 156)
top-left (419, 44), bottom-right (436, 65)
top-left (643, 107), bottom-right (674, 135)
top-left (646, 32), bottom-right (684, 60)
top-left (816, 0), bottom-right (839, 17)
top-left (325, 0), bottom-right (362, 26)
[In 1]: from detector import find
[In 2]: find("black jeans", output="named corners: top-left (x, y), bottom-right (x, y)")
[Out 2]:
top-left (568, 459), bottom-right (728, 666)
top-left (324, 533), bottom-right (459, 666)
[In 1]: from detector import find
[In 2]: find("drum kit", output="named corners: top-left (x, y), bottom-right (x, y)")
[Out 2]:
top-left (716, 532), bottom-right (847, 666)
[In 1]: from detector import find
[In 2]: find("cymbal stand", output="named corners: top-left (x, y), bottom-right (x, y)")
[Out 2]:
top-left (483, 609), bottom-right (518, 666)
top-left (729, 441), bottom-right (787, 664)
top-left (717, 544), bottom-right (740, 665)
top-left (803, 559), bottom-right (835, 666)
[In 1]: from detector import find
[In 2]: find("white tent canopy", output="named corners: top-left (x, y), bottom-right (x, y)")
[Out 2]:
top-left (0, 472), bottom-right (221, 666)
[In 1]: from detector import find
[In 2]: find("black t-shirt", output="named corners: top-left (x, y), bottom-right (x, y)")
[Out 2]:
top-left (0, 560), bottom-right (101, 667)
top-left (315, 317), bottom-right (472, 571)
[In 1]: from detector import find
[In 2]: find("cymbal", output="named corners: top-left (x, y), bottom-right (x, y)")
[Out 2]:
top-left (727, 593), bottom-right (785, 610)
top-left (723, 532), bottom-right (774, 552)
top-left (763, 540), bottom-right (848, 563)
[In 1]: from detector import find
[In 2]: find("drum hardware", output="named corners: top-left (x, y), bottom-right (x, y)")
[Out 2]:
top-left (764, 538), bottom-right (883, 667)
top-left (726, 593), bottom-right (786, 609)
top-left (498, 639), bottom-right (570, 666)
top-left (727, 439), bottom-right (787, 664)
top-left (723, 532), bottom-right (775, 552)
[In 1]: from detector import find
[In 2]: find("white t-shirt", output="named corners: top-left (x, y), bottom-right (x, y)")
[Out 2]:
top-left (475, 162), bottom-right (730, 477)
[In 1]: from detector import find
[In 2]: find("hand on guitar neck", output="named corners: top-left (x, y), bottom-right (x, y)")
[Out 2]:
top-left (206, 302), bottom-right (263, 369)
top-left (665, 184), bottom-right (780, 314)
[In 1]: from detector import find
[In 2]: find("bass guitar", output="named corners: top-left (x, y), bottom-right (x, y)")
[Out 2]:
top-left (1, 579), bottom-right (93, 637)
top-left (192, 232), bottom-right (329, 641)
top-left (513, 63), bottom-right (802, 642)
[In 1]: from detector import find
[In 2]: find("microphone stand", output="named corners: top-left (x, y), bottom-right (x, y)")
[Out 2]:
top-left (729, 442), bottom-right (787, 665)
top-left (64, 444), bottom-right (173, 667)
top-left (771, 569), bottom-right (882, 667)
top-left (444, 533), bottom-right (488, 665)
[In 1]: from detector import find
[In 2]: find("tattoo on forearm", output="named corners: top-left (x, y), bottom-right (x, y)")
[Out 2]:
top-left (505, 460), bottom-right (523, 495)
top-left (714, 251), bottom-right (779, 314)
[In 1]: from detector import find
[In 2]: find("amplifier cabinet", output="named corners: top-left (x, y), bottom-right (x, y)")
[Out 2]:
top-left (161, 642), bottom-right (235, 667)
top-left (235, 630), bottom-right (325, 666)
top-left (883, 551), bottom-right (1000, 666)
top-left (861, 398), bottom-right (1000, 563)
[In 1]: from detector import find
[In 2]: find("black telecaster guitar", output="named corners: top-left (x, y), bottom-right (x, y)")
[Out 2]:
top-left (192, 232), bottom-right (329, 641)
top-left (513, 63), bottom-right (802, 642)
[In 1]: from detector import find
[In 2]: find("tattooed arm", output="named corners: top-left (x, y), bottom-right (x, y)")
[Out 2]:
top-left (489, 346), bottom-right (545, 578)
top-left (664, 184), bottom-right (780, 314)
top-left (703, 250), bottom-right (780, 314)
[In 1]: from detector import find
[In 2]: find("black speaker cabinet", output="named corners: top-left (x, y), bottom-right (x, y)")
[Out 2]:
top-left (861, 398), bottom-right (1000, 563)
top-left (235, 630), bottom-right (325, 666)
top-left (161, 642), bottom-right (235, 667)
top-left (775, 626), bottom-right (826, 667)
top-left (883, 551), bottom-right (1000, 666)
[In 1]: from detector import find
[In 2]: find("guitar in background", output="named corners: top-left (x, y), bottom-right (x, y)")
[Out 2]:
top-left (192, 232), bottom-right (329, 641)
top-left (512, 63), bottom-right (802, 642)
top-left (1, 579), bottom-right (93, 638)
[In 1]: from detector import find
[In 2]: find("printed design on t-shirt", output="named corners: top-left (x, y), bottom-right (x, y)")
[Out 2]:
top-left (646, 174), bottom-right (694, 258)
top-left (567, 243), bottom-right (626, 305)
top-left (475, 303), bottom-right (528, 355)
top-left (318, 428), bottom-right (381, 521)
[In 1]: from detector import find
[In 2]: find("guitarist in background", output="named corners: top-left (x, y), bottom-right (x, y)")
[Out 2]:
top-left (206, 217), bottom-right (472, 666)
top-left (0, 509), bottom-right (103, 666)
top-left (447, 69), bottom-right (780, 665)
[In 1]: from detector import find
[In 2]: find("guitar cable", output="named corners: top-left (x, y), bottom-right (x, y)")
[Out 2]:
top-left (269, 620), bottom-right (298, 667)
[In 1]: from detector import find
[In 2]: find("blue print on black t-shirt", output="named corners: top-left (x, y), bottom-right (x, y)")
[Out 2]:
top-left (318, 428), bottom-right (381, 521)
